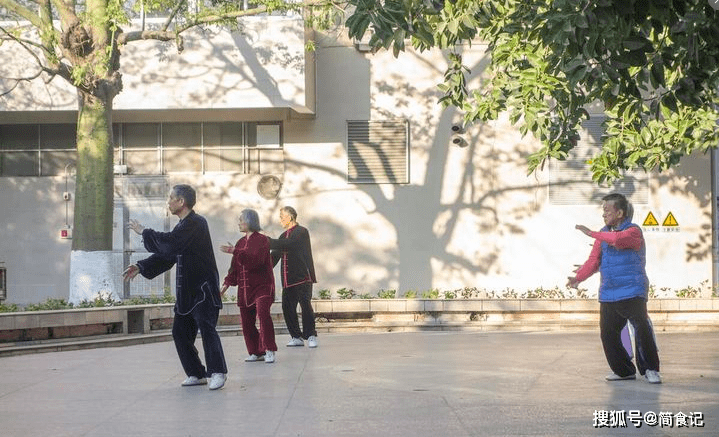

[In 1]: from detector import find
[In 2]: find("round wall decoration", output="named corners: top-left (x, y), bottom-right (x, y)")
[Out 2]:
top-left (257, 175), bottom-right (282, 199)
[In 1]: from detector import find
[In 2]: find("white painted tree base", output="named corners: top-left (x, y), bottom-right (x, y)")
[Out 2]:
top-left (69, 251), bottom-right (121, 304)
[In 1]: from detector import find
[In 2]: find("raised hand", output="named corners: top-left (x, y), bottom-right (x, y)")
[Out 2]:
top-left (128, 219), bottom-right (145, 235)
top-left (122, 264), bottom-right (140, 281)
top-left (575, 224), bottom-right (593, 237)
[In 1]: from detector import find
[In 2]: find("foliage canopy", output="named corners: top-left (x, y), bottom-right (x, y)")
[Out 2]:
top-left (346, 0), bottom-right (719, 183)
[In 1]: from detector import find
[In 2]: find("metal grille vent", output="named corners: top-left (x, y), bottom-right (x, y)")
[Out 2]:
top-left (347, 120), bottom-right (409, 184)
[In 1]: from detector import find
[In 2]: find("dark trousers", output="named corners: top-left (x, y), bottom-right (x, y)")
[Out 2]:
top-left (239, 296), bottom-right (277, 355)
top-left (600, 297), bottom-right (660, 377)
top-left (173, 298), bottom-right (227, 378)
top-left (282, 282), bottom-right (317, 339)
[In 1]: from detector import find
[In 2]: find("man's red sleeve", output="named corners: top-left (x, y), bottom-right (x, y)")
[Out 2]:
top-left (574, 240), bottom-right (601, 283)
top-left (589, 227), bottom-right (643, 251)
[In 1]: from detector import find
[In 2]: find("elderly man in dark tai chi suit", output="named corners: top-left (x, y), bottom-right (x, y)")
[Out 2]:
top-left (269, 206), bottom-right (318, 348)
top-left (123, 184), bottom-right (228, 390)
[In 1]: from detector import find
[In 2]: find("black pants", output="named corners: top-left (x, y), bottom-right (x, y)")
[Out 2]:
top-left (282, 282), bottom-right (317, 339)
top-left (173, 298), bottom-right (227, 378)
top-left (600, 297), bottom-right (660, 377)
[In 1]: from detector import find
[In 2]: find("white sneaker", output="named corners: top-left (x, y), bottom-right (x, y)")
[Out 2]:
top-left (208, 373), bottom-right (226, 390)
top-left (264, 350), bottom-right (275, 363)
top-left (244, 354), bottom-right (265, 362)
top-left (645, 370), bottom-right (662, 384)
top-left (181, 376), bottom-right (207, 386)
top-left (308, 335), bottom-right (318, 348)
top-left (605, 373), bottom-right (636, 381)
top-left (286, 337), bottom-right (304, 347)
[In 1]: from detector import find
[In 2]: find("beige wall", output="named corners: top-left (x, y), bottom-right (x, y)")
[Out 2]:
top-left (0, 16), bottom-right (312, 114)
top-left (0, 19), bottom-right (713, 305)
top-left (0, 177), bottom-right (75, 302)
top-left (276, 36), bottom-right (713, 298)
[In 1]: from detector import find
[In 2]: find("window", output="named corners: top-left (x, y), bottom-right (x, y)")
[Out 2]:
top-left (203, 122), bottom-right (244, 172)
top-left (0, 124), bottom-right (76, 176)
top-left (115, 121), bottom-right (282, 175)
top-left (162, 123), bottom-right (203, 173)
top-left (121, 123), bottom-right (160, 175)
top-left (347, 120), bottom-right (409, 184)
top-left (1, 121), bottom-right (283, 176)
top-left (549, 115), bottom-right (649, 205)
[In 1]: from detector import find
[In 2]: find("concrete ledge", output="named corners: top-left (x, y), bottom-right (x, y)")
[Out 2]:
top-left (0, 299), bottom-right (718, 354)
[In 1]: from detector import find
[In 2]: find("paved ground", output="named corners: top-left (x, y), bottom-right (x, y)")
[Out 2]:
top-left (0, 330), bottom-right (717, 436)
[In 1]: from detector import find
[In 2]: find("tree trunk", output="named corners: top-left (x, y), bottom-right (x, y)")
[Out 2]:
top-left (72, 91), bottom-right (114, 251)
top-left (69, 91), bottom-right (118, 303)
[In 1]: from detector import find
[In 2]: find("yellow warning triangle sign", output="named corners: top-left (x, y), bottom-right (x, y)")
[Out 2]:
top-left (662, 212), bottom-right (679, 226)
top-left (643, 212), bottom-right (659, 226)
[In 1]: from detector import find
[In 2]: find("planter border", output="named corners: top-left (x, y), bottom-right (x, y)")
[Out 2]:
top-left (1, 299), bottom-right (718, 352)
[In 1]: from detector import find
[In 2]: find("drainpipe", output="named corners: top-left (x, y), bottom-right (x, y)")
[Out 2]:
top-left (712, 148), bottom-right (719, 297)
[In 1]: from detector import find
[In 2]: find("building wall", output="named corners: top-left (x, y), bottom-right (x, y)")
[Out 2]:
top-left (0, 177), bottom-right (75, 303)
top-left (280, 39), bottom-right (713, 298)
top-left (0, 20), bottom-right (713, 305)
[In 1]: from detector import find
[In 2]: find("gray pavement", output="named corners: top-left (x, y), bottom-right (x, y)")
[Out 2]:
top-left (0, 330), bottom-right (717, 436)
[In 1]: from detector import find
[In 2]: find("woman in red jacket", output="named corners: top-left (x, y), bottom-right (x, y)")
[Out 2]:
top-left (220, 209), bottom-right (277, 363)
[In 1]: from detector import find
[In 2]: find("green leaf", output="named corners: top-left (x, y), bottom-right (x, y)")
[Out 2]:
top-left (623, 35), bottom-right (651, 51)
top-left (650, 60), bottom-right (665, 88)
top-left (447, 19), bottom-right (459, 35)
top-left (574, 14), bottom-right (589, 29)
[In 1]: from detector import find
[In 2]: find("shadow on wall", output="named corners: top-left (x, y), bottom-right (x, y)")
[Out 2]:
top-left (274, 50), bottom-right (550, 293)
top-left (4, 26), bottom-right (713, 301)
top-left (653, 155), bottom-right (712, 263)
top-left (118, 20), bottom-right (307, 108)
top-left (275, 46), bottom-right (713, 294)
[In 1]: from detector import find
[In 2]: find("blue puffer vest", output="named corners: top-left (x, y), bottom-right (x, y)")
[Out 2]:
top-left (598, 219), bottom-right (648, 303)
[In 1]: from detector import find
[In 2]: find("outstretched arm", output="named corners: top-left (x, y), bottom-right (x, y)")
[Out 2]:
top-left (567, 240), bottom-right (601, 288)
top-left (268, 227), bottom-right (306, 251)
top-left (574, 224), bottom-right (642, 250)
top-left (590, 227), bottom-right (643, 250)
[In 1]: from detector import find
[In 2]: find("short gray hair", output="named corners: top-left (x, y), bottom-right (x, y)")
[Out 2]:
top-left (172, 184), bottom-right (196, 209)
top-left (281, 206), bottom-right (297, 221)
top-left (239, 208), bottom-right (262, 232)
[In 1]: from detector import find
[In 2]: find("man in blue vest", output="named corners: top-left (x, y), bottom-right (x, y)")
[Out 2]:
top-left (567, 193), bottom-right (661, 384)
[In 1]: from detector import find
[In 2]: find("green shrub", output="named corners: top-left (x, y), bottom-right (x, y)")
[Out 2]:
top-left (495, 288), bottom-right (517, 298)
top-left (358, 293), bottom-right (373, 299)
top-left (25, 298), bottom-right (74, 311)
top-left (318, 289), bottom-right (331, 299)
top-left (377, 289), bottom-right (396, 299)
top-left (459, 287), bottom-right (478, 299)
top-left (125, 292), bottom-right (177, 305)
top-left (0, 303), bottom-right (19, 313)
top-left (404, 290), bottom-right (417, 298)
top-left (675, 286), bottom-right (701, 298)
top-left (75, 291), bottom-right (120, 308)
top-left (336, 287), bottom-right (355, 299)
top-left (421, 288), bottom-right (440, 299)
top-left (221, 292), bottom-right (233, 303)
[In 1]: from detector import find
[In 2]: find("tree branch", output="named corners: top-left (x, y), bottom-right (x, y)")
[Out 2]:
top-left (49, 0), bottom-right (79, 26)
top-left (162, 0), bottom-right (187, 32)
top-left (116, 29), bottom-right (176, 45)
top-left (175, 6), bottom-right (269, 34)
top-left (0, 0), bottom-right (45, 29)
top-left (117, 6), bottom-right (270, 47)
top-left (0, 24), bottom-right (71, 83)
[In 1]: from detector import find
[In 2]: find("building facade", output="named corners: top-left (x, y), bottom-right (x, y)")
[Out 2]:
top-left (0, 14), bottom-right (713, 305)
